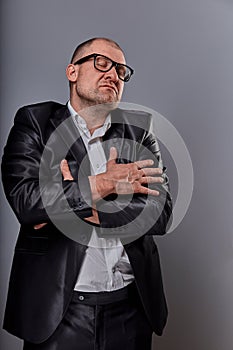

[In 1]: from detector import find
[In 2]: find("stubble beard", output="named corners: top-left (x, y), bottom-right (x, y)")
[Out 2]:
top-left (75, 85), bottom-right (120, 112)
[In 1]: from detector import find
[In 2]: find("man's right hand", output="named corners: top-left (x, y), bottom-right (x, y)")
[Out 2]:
top-left (89, 147), bottom-right (164, 202)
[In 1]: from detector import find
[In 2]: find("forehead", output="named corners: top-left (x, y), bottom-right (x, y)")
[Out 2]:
top-left (86, 40), bottom-right (126, 64)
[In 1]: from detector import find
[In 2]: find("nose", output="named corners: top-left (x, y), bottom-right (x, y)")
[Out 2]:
top-left (104, 66), bottom-right (119, 82)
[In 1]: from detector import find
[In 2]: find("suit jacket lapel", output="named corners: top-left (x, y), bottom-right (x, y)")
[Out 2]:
top-left (49, 106), bottom-right (126, 175)
top-left (49, 105), bottom-right (90, 176)
top-left (102, 108), bottom-right (125, 162)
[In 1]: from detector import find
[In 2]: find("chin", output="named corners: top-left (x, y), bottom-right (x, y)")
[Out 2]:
top-left (104, 100), bottom-right (119, 110)
top-left (94, 99), bottom-right (119, 113)
top-left (97, 93), bottom-right (119, 105)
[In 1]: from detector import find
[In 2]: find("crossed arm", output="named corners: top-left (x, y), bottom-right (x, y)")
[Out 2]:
top-left (35, 146), bottom-right (164, 229)
top-left (2, 107), bottom-right (172, 235)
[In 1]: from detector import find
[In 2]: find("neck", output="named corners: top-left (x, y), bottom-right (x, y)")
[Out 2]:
top-left (70, 97), bottom-right (115, 132)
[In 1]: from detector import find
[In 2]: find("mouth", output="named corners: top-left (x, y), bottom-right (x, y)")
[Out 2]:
top-left (99, 85), bottom-right (117, 95)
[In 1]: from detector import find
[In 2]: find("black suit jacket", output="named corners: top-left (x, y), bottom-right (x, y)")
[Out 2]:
top-left (2, 102), bottom-right (172, 343)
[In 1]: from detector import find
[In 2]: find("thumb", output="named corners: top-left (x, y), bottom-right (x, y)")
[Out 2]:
top-left (60, 159), bottom-right (74, 180)
top-left (108, 147), bottom-right (118, 163)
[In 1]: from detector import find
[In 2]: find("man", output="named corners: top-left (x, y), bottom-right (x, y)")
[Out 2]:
top-left (2, 38), bottom-right (172, 350)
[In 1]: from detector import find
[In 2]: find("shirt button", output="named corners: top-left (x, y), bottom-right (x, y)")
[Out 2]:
top-left (78, 295), bottom-right (84, 301)
top-left (96, 164), bottom-right (100, 168)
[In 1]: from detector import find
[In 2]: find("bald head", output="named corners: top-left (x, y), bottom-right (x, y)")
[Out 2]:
top-left (70, 37), bottom-right (124, 64)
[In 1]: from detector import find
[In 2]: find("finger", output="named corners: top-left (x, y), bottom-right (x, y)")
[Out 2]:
top-left (60, 159), bottom-right (74, 180)
top-left (85, 208), bottom-right (100, 224)
top-left (135, 185), bottom-right (160, 196)
top-left (85, 216), bottom-right (100, 224)
top-left (140, 176), bottom-right (164, 184)
top-left (140, 168), bottom-right (163, 176)
top-left (135, 159), bottom-right (155, 169)
top-left (146, 188), bottom-right (160, 196)
top-left (108, 147), bottom-right (118, 162)
top-left (34, 223), bottom-right (47, 230)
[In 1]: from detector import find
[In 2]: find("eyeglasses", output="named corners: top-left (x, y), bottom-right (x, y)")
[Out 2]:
top-left (73, 53), bottom-right (134, 82)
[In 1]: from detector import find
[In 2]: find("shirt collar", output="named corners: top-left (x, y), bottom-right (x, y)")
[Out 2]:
top-left (67, 100), bottom-right (111, 139)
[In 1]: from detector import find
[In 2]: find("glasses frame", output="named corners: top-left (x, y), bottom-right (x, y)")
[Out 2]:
top-left (73, 53), bottom-right (134, 82)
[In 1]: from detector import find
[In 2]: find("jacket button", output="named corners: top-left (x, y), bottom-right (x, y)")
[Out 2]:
top-left (78, 295), bottom-right (84, 301)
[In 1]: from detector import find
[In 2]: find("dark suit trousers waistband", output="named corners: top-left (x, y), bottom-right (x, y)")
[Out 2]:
top-left (73, 282), bottom-right (136, 305)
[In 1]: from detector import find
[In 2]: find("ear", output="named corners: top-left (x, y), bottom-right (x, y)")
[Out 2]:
top-left (66, 64), bottom-right (79, 83)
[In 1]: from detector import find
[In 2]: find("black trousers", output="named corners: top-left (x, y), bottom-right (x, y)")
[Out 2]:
top-left (23, 283), bottom-right (153, 350)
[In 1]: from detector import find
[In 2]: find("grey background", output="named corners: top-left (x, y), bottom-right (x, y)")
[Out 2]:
top-left (1, 0), bottom-right (233, 349)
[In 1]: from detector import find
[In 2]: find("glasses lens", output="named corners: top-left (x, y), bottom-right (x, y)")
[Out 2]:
top-left (94, 55), bottom-right (133, 82)
top-left (116, 65), bottom-right (132, 82)
top-left (95, 56), bottom-right (112, 71)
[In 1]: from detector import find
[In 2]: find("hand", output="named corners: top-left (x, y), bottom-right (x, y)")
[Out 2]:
top-left (34, 159), bottom-right (100, 229)
top-left (89, 147), bottom-right (164, 201)
top-left (60, 159), bottom-right (100, 224)
top-left (34, 223), bottom-right (47, 230)
top-left (59, 159), bottom-right (74, 180)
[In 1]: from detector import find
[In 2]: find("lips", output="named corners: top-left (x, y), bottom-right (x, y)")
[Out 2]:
top-left (99, 85), bottom-right (117, 94)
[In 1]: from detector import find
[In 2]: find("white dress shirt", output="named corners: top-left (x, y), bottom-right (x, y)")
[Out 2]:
top-left (68, 101), bottom-right (134, 292)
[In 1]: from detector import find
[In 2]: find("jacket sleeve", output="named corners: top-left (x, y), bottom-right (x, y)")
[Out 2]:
top-left (96, 123), bottom-right (173, 238)
top-left (1, 107), bottom-right (93, 226)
